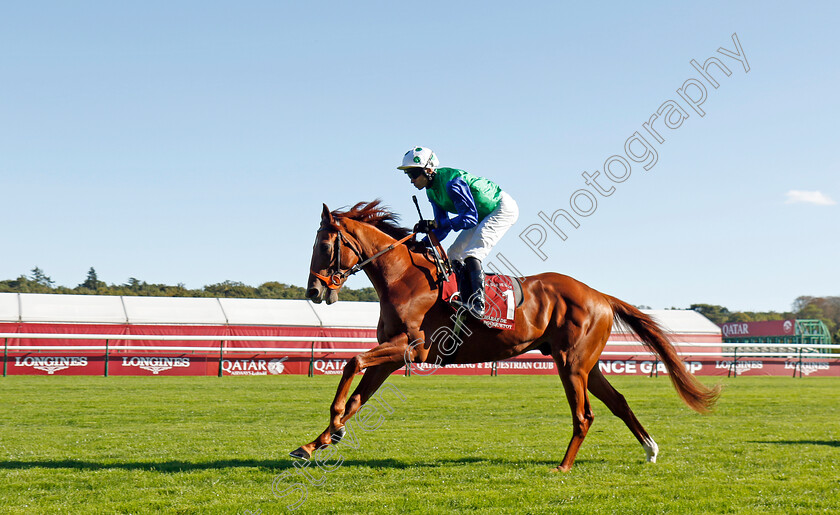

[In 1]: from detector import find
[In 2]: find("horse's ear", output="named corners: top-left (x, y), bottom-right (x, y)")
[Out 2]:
top-left (321, 204), bottom-right (334, 223)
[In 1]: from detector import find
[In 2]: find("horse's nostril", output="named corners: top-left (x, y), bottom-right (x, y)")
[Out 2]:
top-left (306, 288), bottom-right (319, 299)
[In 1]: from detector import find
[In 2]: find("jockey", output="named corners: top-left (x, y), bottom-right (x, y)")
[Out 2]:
top-left (398, 146), bottom-right (519, 319)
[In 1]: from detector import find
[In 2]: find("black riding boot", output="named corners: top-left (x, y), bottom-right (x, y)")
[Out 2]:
top-left (450, 259), bottom-right (469, 308)
top-left (464, 257), bottom-right (485, 319)
top-left (451, 260), bottom-right (465, 288)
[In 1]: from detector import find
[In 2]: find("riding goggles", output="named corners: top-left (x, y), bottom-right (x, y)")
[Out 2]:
top-left (404, 168), bottom-right (425, 180)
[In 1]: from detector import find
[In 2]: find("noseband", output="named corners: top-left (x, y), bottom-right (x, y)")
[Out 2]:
top-left (310, 225), bottom-right (415, 290)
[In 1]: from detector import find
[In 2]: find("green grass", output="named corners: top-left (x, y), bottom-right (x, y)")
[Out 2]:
top-left (0, 375), bottom-right (838, 514)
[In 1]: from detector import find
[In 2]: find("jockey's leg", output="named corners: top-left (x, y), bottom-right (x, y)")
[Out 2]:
top-left (447, 259), bottom-right (467, 307)
top-left (446, 228), bottom-right (472, 263)
top-left (464, 256), bottom-right (485, 318)
top-left (446, 229), bottom-right (473, 310)
top-left (459, 193), bottom-right (518, 318)
top-left (463, 192), bottom-right (520, 262)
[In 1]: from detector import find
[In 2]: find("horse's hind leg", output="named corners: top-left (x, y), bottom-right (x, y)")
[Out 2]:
top-left (587, 367), bottom-right (658, 463)
top-left (553, 366), bottom-right (594, 473)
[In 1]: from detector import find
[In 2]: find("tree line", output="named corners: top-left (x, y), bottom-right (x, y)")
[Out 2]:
top-left (0, 267), bottom-right (378, 302)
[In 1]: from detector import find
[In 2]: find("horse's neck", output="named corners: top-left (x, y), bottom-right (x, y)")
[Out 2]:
top-left (344, 220), bottom-right (431, 299)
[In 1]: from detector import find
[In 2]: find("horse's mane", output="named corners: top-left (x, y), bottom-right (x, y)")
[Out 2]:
top-left (331, 200), bottom-right (426, 253)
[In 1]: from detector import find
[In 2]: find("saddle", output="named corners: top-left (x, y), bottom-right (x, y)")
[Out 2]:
top-left (441, 271), bottom-right (523, 331)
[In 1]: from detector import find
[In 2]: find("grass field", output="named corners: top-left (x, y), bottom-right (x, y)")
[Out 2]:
top-left (0, 375), bottom-right (838, 514)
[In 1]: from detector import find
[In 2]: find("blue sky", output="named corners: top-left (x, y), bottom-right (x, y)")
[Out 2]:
top-left (1, 1), bottom-right (837, 312)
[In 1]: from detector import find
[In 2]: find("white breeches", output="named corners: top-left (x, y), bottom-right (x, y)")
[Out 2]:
top-left (447, 191), bottom-right (519, 262)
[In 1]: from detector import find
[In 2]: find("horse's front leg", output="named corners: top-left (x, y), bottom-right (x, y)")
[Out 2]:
top-left (291, 334), bottom-right (409, 459)
top-left (289, 356), bottom-right (363, 460)
top-left (328, 360), bottom-right (404, 445)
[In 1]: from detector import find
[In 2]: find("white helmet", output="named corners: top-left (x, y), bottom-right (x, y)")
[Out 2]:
top-left (398, 146), bottom-right (439, 170)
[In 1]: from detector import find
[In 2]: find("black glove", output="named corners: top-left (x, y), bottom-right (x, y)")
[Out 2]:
top-left (413, 219), bottom-right (438, 234)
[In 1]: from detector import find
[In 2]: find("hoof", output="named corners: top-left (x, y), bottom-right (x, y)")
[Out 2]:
top-left (330, 426), bottom-right (346, 444)
top-left (550, 465), bottom-right (571, 473)
top-left (289, 447), bottom-right (311, 460)
top-left (643, 437), bottom-right (659, 463)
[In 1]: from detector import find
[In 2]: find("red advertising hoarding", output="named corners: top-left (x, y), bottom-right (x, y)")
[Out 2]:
top-left (3, 321), bottom-right (838, 377)
top-left (720, 320), bottom-right (795, 338)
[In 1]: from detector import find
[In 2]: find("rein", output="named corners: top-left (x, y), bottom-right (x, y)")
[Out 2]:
top-left (311, 227), bottom-right (416, 290)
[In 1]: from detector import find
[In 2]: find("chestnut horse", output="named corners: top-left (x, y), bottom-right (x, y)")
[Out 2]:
top-left (296, 201), bottom-right (719, 472)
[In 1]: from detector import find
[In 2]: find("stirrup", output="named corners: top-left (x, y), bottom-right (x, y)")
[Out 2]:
top-left (467, 296), bottom-right (485, 319)
top-left (449, 294), bottom-right (482, 319)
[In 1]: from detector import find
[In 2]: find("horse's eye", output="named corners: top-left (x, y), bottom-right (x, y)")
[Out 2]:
top-left (320, 243), bottom-right (331, 253)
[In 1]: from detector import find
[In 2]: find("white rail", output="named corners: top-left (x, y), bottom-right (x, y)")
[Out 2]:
top-left (2, 332), bottom-right (837, 379)
top-left (1, 333), bottom-right (837, 358)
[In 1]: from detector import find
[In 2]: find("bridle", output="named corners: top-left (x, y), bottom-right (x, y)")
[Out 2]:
top-left (310, 225), bottom-right (415, 290)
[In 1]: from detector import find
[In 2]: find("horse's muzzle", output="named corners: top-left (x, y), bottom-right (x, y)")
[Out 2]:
top-left (306, 287), bottom-right (322, 303)
top-left (306, 281), bottom-right (339, 304)
top-left (324, 289), bottom-right (339, 304)
top-left (306, 275), bottom-right (325, 303)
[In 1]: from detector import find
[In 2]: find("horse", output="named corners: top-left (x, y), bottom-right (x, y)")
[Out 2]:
top-left (295, 200), bottom-right (720, 472)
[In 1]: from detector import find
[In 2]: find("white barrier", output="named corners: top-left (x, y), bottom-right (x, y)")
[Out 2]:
top-left (1, 332), bottom-right (837, 358)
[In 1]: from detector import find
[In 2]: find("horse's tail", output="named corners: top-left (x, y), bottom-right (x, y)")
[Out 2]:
top-left (607, 295), bottom-right (721, 413)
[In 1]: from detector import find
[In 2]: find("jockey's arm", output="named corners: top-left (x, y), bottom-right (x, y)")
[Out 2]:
top-left (427, 202), bottom-right (451, 242)
top-left (424, 178), bottom-right (478, 244)
top-left (444, 177), bottom-right (479, 230)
